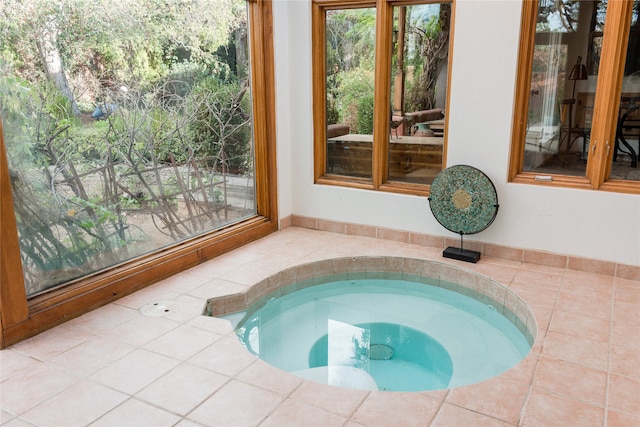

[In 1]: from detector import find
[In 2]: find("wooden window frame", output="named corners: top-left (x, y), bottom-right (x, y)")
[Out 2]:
top-left (312, 0), bottom-right (454, 197)
top-left (509, 0), bottom-right (639, 195)
top-left (0, 0), bottom-right (278, 348)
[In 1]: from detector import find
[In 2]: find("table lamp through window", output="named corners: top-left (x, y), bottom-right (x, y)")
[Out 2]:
top-left (561, 56), bottom-right (588, 152)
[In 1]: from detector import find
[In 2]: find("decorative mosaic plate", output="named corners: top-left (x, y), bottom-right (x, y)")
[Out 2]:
top-left (428, 165), bottom-right (498, 235)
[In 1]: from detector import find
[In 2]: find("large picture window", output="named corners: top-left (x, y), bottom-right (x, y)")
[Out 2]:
top-left (0, 0), bottom-right (277, 347)
top-left (313, 0), bottom-right (452, 195)
top-left (510, 0), bottom-right (640, 193)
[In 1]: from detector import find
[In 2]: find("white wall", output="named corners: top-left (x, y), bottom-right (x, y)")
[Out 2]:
top-left (273, 0), bottom-right (640, 266)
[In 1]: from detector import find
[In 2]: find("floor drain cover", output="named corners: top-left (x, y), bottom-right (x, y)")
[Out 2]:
top-left (140, 300), bottom-right (183, 317)
top-left (370, 344), bottom-right (394, 360)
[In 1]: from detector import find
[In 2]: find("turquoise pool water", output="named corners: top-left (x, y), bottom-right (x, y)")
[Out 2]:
top-left (234, 279), bottom-right (531, 392)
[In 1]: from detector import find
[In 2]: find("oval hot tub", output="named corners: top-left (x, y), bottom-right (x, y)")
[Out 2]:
top-left (205, 257), bottom-right (537, 392)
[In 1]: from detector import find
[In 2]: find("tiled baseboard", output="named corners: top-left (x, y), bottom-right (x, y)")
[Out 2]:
top-left (281, 215), bottom-right (639, 281)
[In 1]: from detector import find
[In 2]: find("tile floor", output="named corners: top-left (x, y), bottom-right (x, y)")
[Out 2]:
top-left (1, 227), bottom-right (638, 427)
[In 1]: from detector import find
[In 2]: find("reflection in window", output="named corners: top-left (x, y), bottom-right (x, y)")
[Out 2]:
top-left (522, 0), bottom-right (640, 182)
top-left (325, 8), bottom-right (376, 179)
top-left (388, 3), bottom-right (449, 184)
top-left (524, 0), bottom-right (602, 177)
top-left (0, 0), bottom-right (256, 296)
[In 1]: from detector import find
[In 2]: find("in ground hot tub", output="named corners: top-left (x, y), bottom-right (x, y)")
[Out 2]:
top-left (205, 257), bottom-right (536, 392)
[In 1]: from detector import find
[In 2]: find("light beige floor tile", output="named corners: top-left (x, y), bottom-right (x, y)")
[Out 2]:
top-left (91, 398), bottom-right (181, 427)
top-left (1, 410), bottom-right (16, 425)
top-left (554, 291), bottom-right (612, 320)
top-left (250, 252), bottom-right (303, 273)
top-left (188, 336), bottom-right (256, 377)
top-left (0, 364), bottom-right (79, 416)
top-left (1, 417), bottom-right (34, 427)
top-left (0, 349), bottom-right (41, 382)
top-left (66, 303), bottom-right (139, 335)
top-left (445, 375), bottom-right (529, 424)
top-left (47, 337), bottom-right (135, 378)
top-left (144, 324), bottom-right (222, 360)
top-left (213, 247), bottom-right (268, 266)
top-left (21, 381), bottom-right (127, 427)
top-left (614, 283), bottom-right (640, 304)
top-left (613, 300), bottom-right (640, 324)
top-left (432, 403), bottom-right (514, 426)
top-left (105, 314), bottom-right (180, 347)
top-left (472, 264), bottom-right (518, 285)
top-left (608, 373), bottom-right (640, 416)
top-left (187, 278), bottom-right (248, 300)
top-left (520, 261), bottom-right (567, 276)
top-left (162, 294), bottom-right (210, 324)
top-left (218, 264), bottom-right (275, 287)
top-left (610, 344), bottom-right (640, 379)
top-left (152, 261), bottom-right (241, 294)
top-left (136, 363), bottom-right (228, 416)
top-left (186, 380), bottom-right (283, 427)
top-left (186, 315), bottom-right (235, 336)
top-left (542, 331), bottom-right (609, 371)
top-left (509, 282), bottom-right (559, 310)
top-left (612, 320), bottom-right (640, 350)
top-left (10, 322), bottom-right (94, 362)
top-left (260, 397), bottom-right (347, 427)
top-left (350, 391), bottom-right (440, 426)
top-left (500, 351), bottom-right (538, 385)
top-left (607, 408), bottom-right (640, 427)
top-left (549, 309), bottom-right (611, 343)
top-left (114, 287), bottom-right (181, 310)
top-left (563, 270), bottom-right (615, 288)
top-left (89, 348), bottom-right (180, 394)
top-left (533, 357), bottom-right (607, 406)
top-left (288, 380), bottom-right (369, 418)
top-left (173, 419), bottom-right (207, 427)
top-left (234, 359), bottom-right (303, 396)
top-left (521, 386), bottom-right (604, 427)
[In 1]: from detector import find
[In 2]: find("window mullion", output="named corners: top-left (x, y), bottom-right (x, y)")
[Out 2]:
top-left (312, 3), bottom-right (328, 183)
top-left (509, 0), bottom-right (537, 182)
top-left (373, 0), bottom-right (394, 189)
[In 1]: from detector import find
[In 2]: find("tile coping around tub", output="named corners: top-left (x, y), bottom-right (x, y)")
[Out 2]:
top-left (203, 256), bottom-right (538, 347)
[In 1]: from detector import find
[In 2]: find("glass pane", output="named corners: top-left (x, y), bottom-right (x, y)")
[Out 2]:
top-left (0, 0), bottom-right (256, 296)
top-left (326, 8), bottom-right (376, 178)
top-left (611, 0), bottom-right (640, 181)
top-left (388, 3), bottom-right (450, 184)
top-left (524, 0), bottom-right (604, 177)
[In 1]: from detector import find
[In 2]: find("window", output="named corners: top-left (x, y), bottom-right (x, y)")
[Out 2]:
top-left (510, 0), bottom-right (640, 194)
top-left (313, 0), bottom-right (452, 195)
top-left (0, 0), bottom-right (277, 347)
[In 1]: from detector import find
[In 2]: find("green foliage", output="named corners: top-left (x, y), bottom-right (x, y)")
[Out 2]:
top-left (326, 8), bottom-right (376, 73)
top-left (45, 90), bottom-right (74, 123)
top-left (404, 4), bottom-right (451, 112)
top-left (326, 101), bottom-right (340, 125)
top-left (0, 73), bottom-right (37, 164)
top-left (356, 94), bottom-right (374, 135)
top-left (70, 196), bottom-right (118, 228)
top-left (0, 0), bottom-right (246, 98)
top-left (66, 120), bottom-right (111, 161)
top-left (0, 72), bottom-right (72, 168)
top-left (188, 76), bottom-right (252, 173)
top-left (149, 108), bottom-right (184, 162)
top-left (334, 67), bottom-right (374, 132)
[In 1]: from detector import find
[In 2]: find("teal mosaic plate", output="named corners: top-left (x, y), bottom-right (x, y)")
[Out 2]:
top-left (428, 165), bottom-right (498, 235)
